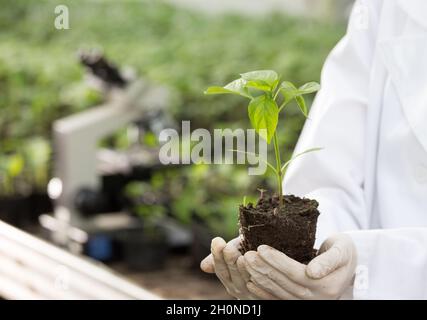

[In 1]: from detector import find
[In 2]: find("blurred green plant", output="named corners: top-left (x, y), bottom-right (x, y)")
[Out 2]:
top-left (0, 153), bottom-right (24, 196)
top-left (170, 164), bottom-right (260, 240)
top-left (0, 137), bottom-right (50, 196)
top-left (123, 163), bottom-right (261, 240)
top-left (22, 137), bottom-right (51, 191)
top-left (0, 0), bottom-right (343, 133)
top-left (0, 1), bottom-right (344, 234)
top-left (124, 181), bottom-right (166, 224)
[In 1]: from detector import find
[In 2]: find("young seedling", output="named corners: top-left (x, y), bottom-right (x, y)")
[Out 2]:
top-left (205, 70), bottom-right (321, 208)
top-left (204, 70), bottom-right (322, 263)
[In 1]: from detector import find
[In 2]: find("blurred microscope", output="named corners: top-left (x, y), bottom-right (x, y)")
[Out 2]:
top-left (40, 51), bottom-right (189, 264)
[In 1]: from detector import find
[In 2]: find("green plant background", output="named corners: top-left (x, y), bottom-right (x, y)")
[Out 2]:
top-left (0, 0), bottom-right (344, 238)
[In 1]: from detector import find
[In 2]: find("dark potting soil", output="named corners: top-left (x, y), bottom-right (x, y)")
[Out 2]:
top-left (239, 193), bottom-right (319, 264)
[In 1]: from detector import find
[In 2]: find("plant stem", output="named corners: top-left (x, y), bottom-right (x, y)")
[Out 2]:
top-left (272, 132), bottom-right (283, 207)
top-left (273, 88), bottom-right (280, 100)
top-left (278, 101), bottom-right (287, 112)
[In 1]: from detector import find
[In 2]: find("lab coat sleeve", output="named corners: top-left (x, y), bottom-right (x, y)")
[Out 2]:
top-left (283, 0), bottom-right (381, 245)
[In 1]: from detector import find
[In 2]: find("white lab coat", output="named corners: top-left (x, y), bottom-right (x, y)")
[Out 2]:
top-left (284, 0), bottom-right (427, 299)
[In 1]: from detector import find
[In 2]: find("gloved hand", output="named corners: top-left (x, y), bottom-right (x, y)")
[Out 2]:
top-left (200, 237), bottom-right (276, 300)
top-left (243, 233), bottom-right (357, 299)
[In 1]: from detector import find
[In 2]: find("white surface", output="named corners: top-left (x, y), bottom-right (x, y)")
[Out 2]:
top-left (0, 220), bottom-right (160, 300)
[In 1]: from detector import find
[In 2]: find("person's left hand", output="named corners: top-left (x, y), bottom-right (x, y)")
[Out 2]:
top-left (242, 233), bottom-right (357, 299)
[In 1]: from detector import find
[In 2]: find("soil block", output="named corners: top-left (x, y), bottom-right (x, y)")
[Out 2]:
top-left (239, 193), bottom-right (320, 264)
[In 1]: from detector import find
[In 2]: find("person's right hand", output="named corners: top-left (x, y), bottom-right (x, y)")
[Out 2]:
top-left (200, 237), bottom-right (276, 300)
top-left (243, 234), bottom-right (357, 300)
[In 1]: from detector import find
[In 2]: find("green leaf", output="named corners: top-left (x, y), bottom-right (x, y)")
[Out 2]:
top-left (204, 78), bottom-right (251, 98)
top-left (204, 86), bottom-right (232, 94)
top-left (245, 80), bottom-right (272, 92)
top-left (279, 81), bottom-right (299, 105)
top-left (241, 70), bottom-right (279, 87)
top-left (298, 82), bottom-right (320, 94)
top-left (295, 95), bottom-right (307, 117)
top-left (248, 95), bottom-right (278, 144)
top-left (281, 147), bottom-right (323, 173)
top-left (279, 81), bottom-right (319, 114)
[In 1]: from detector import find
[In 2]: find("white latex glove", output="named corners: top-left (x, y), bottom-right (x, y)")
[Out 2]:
top-left (243, 233), bottom-right (357, 299)
top-left (200, 237), bottom-right (276, 300)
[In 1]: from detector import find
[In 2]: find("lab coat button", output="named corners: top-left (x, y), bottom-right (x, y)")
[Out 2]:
top-left (414, 164), bottom-right (427, 184)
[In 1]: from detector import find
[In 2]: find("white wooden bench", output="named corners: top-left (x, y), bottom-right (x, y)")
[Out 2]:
top-left (0, 220), bottom-right (160, 300)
